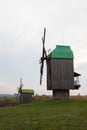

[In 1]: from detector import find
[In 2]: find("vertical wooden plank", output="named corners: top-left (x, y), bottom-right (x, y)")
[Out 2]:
top-left (47, 59), bottom-right (52, 90)
top-left (50, 59), bottom-right (74, 90)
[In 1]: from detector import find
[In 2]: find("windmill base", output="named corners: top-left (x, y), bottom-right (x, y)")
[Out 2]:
top-left (53, 90), bottom-right (69, 99)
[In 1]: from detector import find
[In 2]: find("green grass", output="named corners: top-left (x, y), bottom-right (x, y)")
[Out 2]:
top-left (0, 99), bottom-right (87, 130)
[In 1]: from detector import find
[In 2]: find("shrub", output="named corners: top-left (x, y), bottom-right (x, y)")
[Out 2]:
top-left (0, 97), bottom-right (19, 107)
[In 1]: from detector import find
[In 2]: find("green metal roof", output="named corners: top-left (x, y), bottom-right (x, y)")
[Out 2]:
top-left (22, 89), bottom-right (34, 94)
top-left (51, 45), bottom-right (74, 59)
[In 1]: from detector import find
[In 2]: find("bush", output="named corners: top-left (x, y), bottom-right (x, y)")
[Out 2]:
top-left (0, 97), bottom-right (19, 107)
top-left (70, 95), bottom-right (87, 100)
top-left (33, 95), bottom-right (52, 102)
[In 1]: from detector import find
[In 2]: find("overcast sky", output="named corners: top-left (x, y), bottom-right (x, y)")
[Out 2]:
top-left (0, 0), bottom-right (87, 95)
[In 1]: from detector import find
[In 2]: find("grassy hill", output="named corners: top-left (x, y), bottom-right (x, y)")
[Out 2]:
top-left (0, 99), bottom-right (87, 130)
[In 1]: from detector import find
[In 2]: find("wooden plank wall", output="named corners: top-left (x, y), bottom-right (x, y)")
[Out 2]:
top-left (47, 58), bottom-right (74, 90)
top-left (21, 94), bottom-right (33, 104)
top-left (47, 59), bottom-right (52, 90)
top-left (53, 90), bottom-right (69, 99)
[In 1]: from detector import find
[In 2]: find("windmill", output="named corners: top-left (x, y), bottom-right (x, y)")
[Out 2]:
top-left (40, 28), bottom-right (81, 99)
top-left (17, 78), bottom-right (34, 104)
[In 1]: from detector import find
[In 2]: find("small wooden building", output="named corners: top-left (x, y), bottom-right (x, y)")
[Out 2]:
top-left (21, 89), bottom-right (34, 104)
top-left (47, 45), bottom-right (81, 99)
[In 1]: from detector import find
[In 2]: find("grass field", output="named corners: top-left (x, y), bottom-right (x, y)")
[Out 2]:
top-left (0, 99), bottom-right (87, 130)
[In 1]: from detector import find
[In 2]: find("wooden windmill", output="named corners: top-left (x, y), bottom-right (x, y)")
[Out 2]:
top-left (18, 78), bottom-right (34, 104)
top-left (40, 28), bottom-right (81, 99)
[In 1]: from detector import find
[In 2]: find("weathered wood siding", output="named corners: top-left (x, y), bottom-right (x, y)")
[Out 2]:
top-left (47, 58), bottom-right (74, 90)
top-left (21, 93), bottom-right (33, 104)
top-left (53, 90), bottom-right (69, 99)
top-left (47, 59), bottom-right (52, 90)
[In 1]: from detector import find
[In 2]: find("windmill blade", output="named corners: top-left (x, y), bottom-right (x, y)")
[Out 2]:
top-left (40, 28), bottom-right (47, 85)
top-left (42, 28), bottom-right (47, 65)
top-left (42, 28), bottom-right (47, 58)
top-left (20, 78), bottom-right (23, 88)
top-left (40, 46), bottom-right (44, 85)
top-left (18, 78), bottom-right (23, 94)
top-left (39, 28), bottom-right (46, 63)
top-left (40, 58), bottom-right (44, 84)
top-left (42, 28), bottom-right (46, 45)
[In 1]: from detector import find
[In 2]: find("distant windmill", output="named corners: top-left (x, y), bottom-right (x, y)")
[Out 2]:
top-left (17, 78), bottom-right (34, 104)
top-left (40, 28), bottom-right (81, 99)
